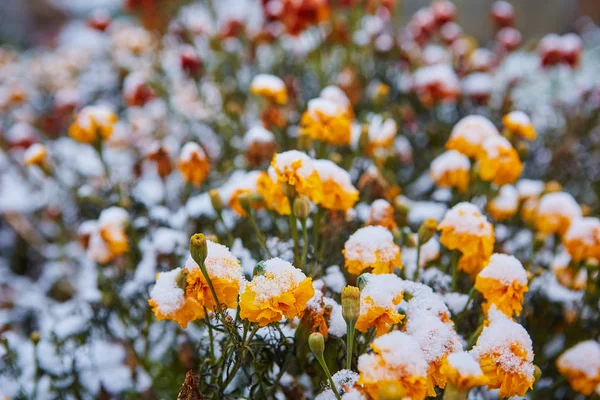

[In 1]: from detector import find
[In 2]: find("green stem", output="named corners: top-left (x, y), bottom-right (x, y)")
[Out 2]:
top-left (216, 211), bottom-right (234, 247)
top-left (198, 259), bottom-right (225, 318)
top-left (443, 383), bottom-right (468, 400)
top-left (451, 250), bottom-right (460, 291)
top-left (315, 354), bottom-right (341, 400)
top-left (204, 307), bottom-right (215, 360)
top-left (289, 212), bottom-right (299, 266)
top-left (313, 206), bottom-right (324, 254)
top-left (456, 287), bottom-right (477, 324)
top-left (466, 321), bottom-right (484, 350)
top-left (248, 208), bottom-right (272, 258)
top-left (413, 239), bottom-right (422, 281)
top-left (300, 219), bottom-right (308, 272)
top-left (345, 320), bottom-right (356, 370)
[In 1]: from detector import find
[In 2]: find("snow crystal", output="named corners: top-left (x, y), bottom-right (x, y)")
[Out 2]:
top-left (446, 351), bottom-right (483, 377)
top-left (557, 340), bottom-right (600, 378)
top-left (430, 150), bottom-right (470, 179)
top-left (344, 226), bottom-right (398, 266)
top-left (478, 253), bottom-right (527, 285)
top-left (406, 315), bottom-right (462, 363)
top-left (324, 297), bottom-right (346, 337)
top-left (250, 74), bottom-right (285, 91)
top-left (537, 192), bottom-right (582, 220)
top-left (564, 217), bottom-right (600, 244)
top-left (360, 273), bottom-right (404, 311)
top-left (438, 202), bottom-right (492, 237)
top-left (149, 268), bottom-right (184, 315)
top-left (322, 265), bottom-right (346, 293)
top-left (516, 179), bottom-right (544, 199)
top-left (369, 331), bottom-right (428, 375)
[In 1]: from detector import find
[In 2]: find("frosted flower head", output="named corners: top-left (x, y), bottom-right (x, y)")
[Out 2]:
top-left (446, 115), bottom-right (499, 157)
top-left (270, 150), bottom-right (322, 203)
top-left (244, 126), bottom-right (277, 166)
top-left (219, 170), bottom-right (263, 217)
top-left (412, 64), bottom-right (460, 107)
top-left (355, 273), bottom-right (404, 336)
top-left (535, 192), bottom-right (582, 236)
top-left (503, 111), bottom-right (536, 140)
top-left (440, 351), bottom-right (487, 391)
top-left (556, 340), bottom-right (600, 396)
top-left (562, 217), bottom-right (600, 261)
top-left (178, 142), bottom-right (210, 187)
top-left (313, 159), bottom-right (358, 211)
top-left (239, 258), bottom-right (314, 326)
top-left (87, 207), bottom-right (130, 264)
top-left (475, 253), bottom-right (528, 317)
top-left (477, 135), bottom-right (523, 186)
top-left (429, 150), bottom-right (471, 193)
top-left (250, 74), bottom-right (288, 104)
top-left (23, 143), bottom-right (48, 167)
top-left (487, 185), bottom-right (519, 221)
top-left (351, 115), bottom-right (397, 154)
top-left (366, 199), bottom-right (397, 231)
top-left (343, 226), bottom-right (402, 275)
top-left (69, 105), bottom-right (117, 144)
top-left (300, 94), bottom-right (353, 146)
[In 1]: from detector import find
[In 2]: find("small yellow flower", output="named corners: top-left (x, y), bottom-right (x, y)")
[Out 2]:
top-left (534, 192), bottom-right (582, 236)
top-left (446, 115), bottom-right (499, 157)
top-left (471, 307), bottom-right (535, 398)
top-left (270, 150), bottom-right (322, 203)
top-left (239, 258), bottom-right (314, 326)
top-left (178, 142), bottom-right (210, 187)
top-left (438, 203), bottom-right (494, 275)
top-left (300, 87), bottom-right (353, 146)
top-left (86, 207), bottom-right (130, 264)
top-left (476, 135), bottom-right (523, 186)
top-left (313, 159), bottom-right (358, 211)
top-left (250, 74), bottom-right (288, 105)
top-left (503, 110), bottom-right (536, 140)
top-left (562, 217), bottom-right (600, 262)
top-left (440, 351), bottom-right (487, 392)
top-left (475, 254), bottom-right (529, 317)
top-left (184, 240), bottom-right (244, 312)
top-left (429, 150), bottom-right (470, 193)
top-left (358, 331), bottom-right (429, 400)
top-left (69, 105), bottom-right (117, 144)
top-left (355, 273), bottom-right (404, 336)
top-left (23, 143), bottom-right (48, 167)
top-left (366, 199), bottom-right (397, 231)
top-left (556, 340), bottom-right (600, 396)
top-left (487, 185), bottom-right (519, 221)
top-left (219, 171), bottom-right (263, 217)
top-left (256, 171), bottom-right (291, 215)
top-left (343, 226), bottom-right (402, 275)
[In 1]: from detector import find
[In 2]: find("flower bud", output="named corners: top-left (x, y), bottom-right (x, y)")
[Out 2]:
top-left (418, 218), bottom-right (437, 244)
top-left (341, 286), bottom-right (360, 323)
top-left (585, 257), bottom-right (599, 271)
top-left (544, 180), bottom-right (562, 194)
top-left (533, 232), bottom-right (547, 252)
top-left (357, 274), bottom-right (368, 290)
top-left (209, 189), bottom-right (223, 213)
top-left (358, 125), bottom-right (370, 150)
top-left (378, 381), bottom-right (406, 399)
top-left (253, 260), bottom-right (266, 277)
top-left (29, 331), bottom-right (40, 345)
top-left (293, 196), bottom-right (311, 219)
top-left (190, 233), bottom-right (208, 266)
top-left (533, 365), bottom-right (542, 381)
top-left (282, 182), bottom-right (296, 198)
top-left (516, 140), bottom-right (529, 159)
top-left (238, 192), bottom-right (252, 213)
top-left (308, 332), bottom-right (325, 357)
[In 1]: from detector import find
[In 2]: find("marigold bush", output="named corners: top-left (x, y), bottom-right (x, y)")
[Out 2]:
top-left (1, 0), bottom-right (600, 399)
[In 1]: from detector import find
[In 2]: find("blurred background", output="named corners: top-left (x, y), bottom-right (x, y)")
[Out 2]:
top-left (2, 0), bottom-right (600, 48)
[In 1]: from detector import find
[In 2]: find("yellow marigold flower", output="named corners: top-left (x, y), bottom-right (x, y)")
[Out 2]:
top-left (406, 315), bottom-right (463, 396)
top-left (249, 74), bottom-right (288, 104)
top-left (358, 331), bottom-right (429, 400)
top-left (562, 217), bottom-right (600, 262)
top-left (270, 150), bottom-right (322, 203)
top-left (23, 143), bottom-right (48, 167)
top-left (503, 110), bottom-right (536, 140)
top-left (148, 268), bottom-right (204, 329)
top-left (257, 171), bottom-right (291, 215)
top-left (556, 340), bottom-right (600, 396)
top-left (300, 87), bottom-right (353, 146)
top-left (429, 150), bottom-right (471, 193)
top-left (516, 179), bottom-right (545, 201)
top-left (446, 115), bottom-right (499, 157)
top-left (471, 307), bottom-right (535, 398)
top-left (219, 170), bottom-right (262, 217)
top-left (551, 253), bottom-right (588, 291)
top-left (343, 226), bottom-right (402, 275)
top-left (184, 240), bottom-right (244, 311)
top-left (87, 207), bottom-right (130, 264)
top-left (355, 273), bottom-right (404, 336)
top-left (534, 192), bottom-right (582, 236)
top-left (476, 135), bottom-right (523, 186)
top-left (367, 199), bottom-right (397, 231)
top-left (440, 351), bottom-right (487, 392)
top-left (475, 254), bottom-right (528, 317)
top-left (313, 159), bottom-right (358, 211)
top-left (178, 142), bottom-right (210, 187)
top-left (438, 202), bottom-right (494, 275)
top-left (487, 185), bottom-right (519, 221)
top-left (239, 258), bottom-right (314, 326)
top-left (69, 105), bottom-right (117, 144)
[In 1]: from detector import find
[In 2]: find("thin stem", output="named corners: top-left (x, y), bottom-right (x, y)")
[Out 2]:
top-left (451, 250), bottom-right (460, 291)
top-left (300, 218), bottom-right (308, 272)
top-left (466, 321), bottom-right (484, 350)
top-left (315, 354), bottom-right (342, 400)
top-left (198, 259), bottom-right (225, 318)
top-left (248, 208), bottom-right (272, 258)
top-left (289, 212), bottom-right (299, 266)
top-left (313, 206), bottom-right (324, 251)
top-left (456, 287), bottom-right (477, 324)
top-left (204, 307), bottom-right (215, 360)
top-left (345, 320), bottom-right (356, 370)
top-left (413, 239), bottom-right (422, 281)
top-left (216, 211), bottom-right (234, 247)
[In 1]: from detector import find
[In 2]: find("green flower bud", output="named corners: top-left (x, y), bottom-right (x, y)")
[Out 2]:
top-left (253, 261), bottom-right (266, 277)
top-left (190, 233), bottom-right (208, 266)
top-left (341, 285), bottom-right (360, 323)
top-left (308, 332), bottom-right (325, 357)
top-left (293, 196), bottom-right (311, 219)
top-left (418, 218), bottom-right (437, 244)
top-left (209, 189), bottom-right (223, 213)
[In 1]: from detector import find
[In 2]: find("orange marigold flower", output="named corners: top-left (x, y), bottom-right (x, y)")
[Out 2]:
top-left (562, 217), bottom-right (600, 262)
top-left (313, 159), bottom-right (358, 211)
top-left (475, 254), bottom-right (528, 317)
top-left (440, 351), bottom-right (487, 392)
top-left (476, 135), bottom-right (523, 186)
top-left (551, 253), bottom-right (588, 291)
top-left (149, 268), bottom-right (204, 329)
top-left (471, 307), bottom-right (535, 398)
top-left (69, 105), bottom-right (117, 144)
top-left (23, 143), bottom-right (48, 167)
top-left (184, 240), bottom-right (244, 312)
top-left (534, 192), bottom-right (582, 236)
top-left (556, 340), bottom-right (600, 396)
top-left (270, 150), bottom-right (322, 203)
top-left (366, 199), bottom-right (397, 231)
top-left (429, 150), bottom-right (471, 193)
top-left (86, 207), bottom-right (130, 264)
top-left (244, 126), bottom-right (277, 167)
top-left (300, 87), bottom-right (353, 146)
top-left (343, 226), bottom-right (402, 275)
top-left (358, 331), bottom-right (429, 400)
top-left (257, 171), bottom-right (291, 215)
top-left (487, 185), bottom-right (519, 221)
top-left (178, 142), bottom-right (210, 187)
top-left (249, 74), bottom-right (288, 105)
top-left (446, 115), bottom-right (499, 157)
top-left (406, 315), bottom-right (463, 396)
top-left (219, 171), bottom-right (263, 217)
top-left (438, 202), bottom-right (494, 275)
top-left (239, 258), bottom-right (314, 326)
top-left (355, 273), bottom-right (404, 336)
top-left (503, 110), bottom-right (536, 140)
